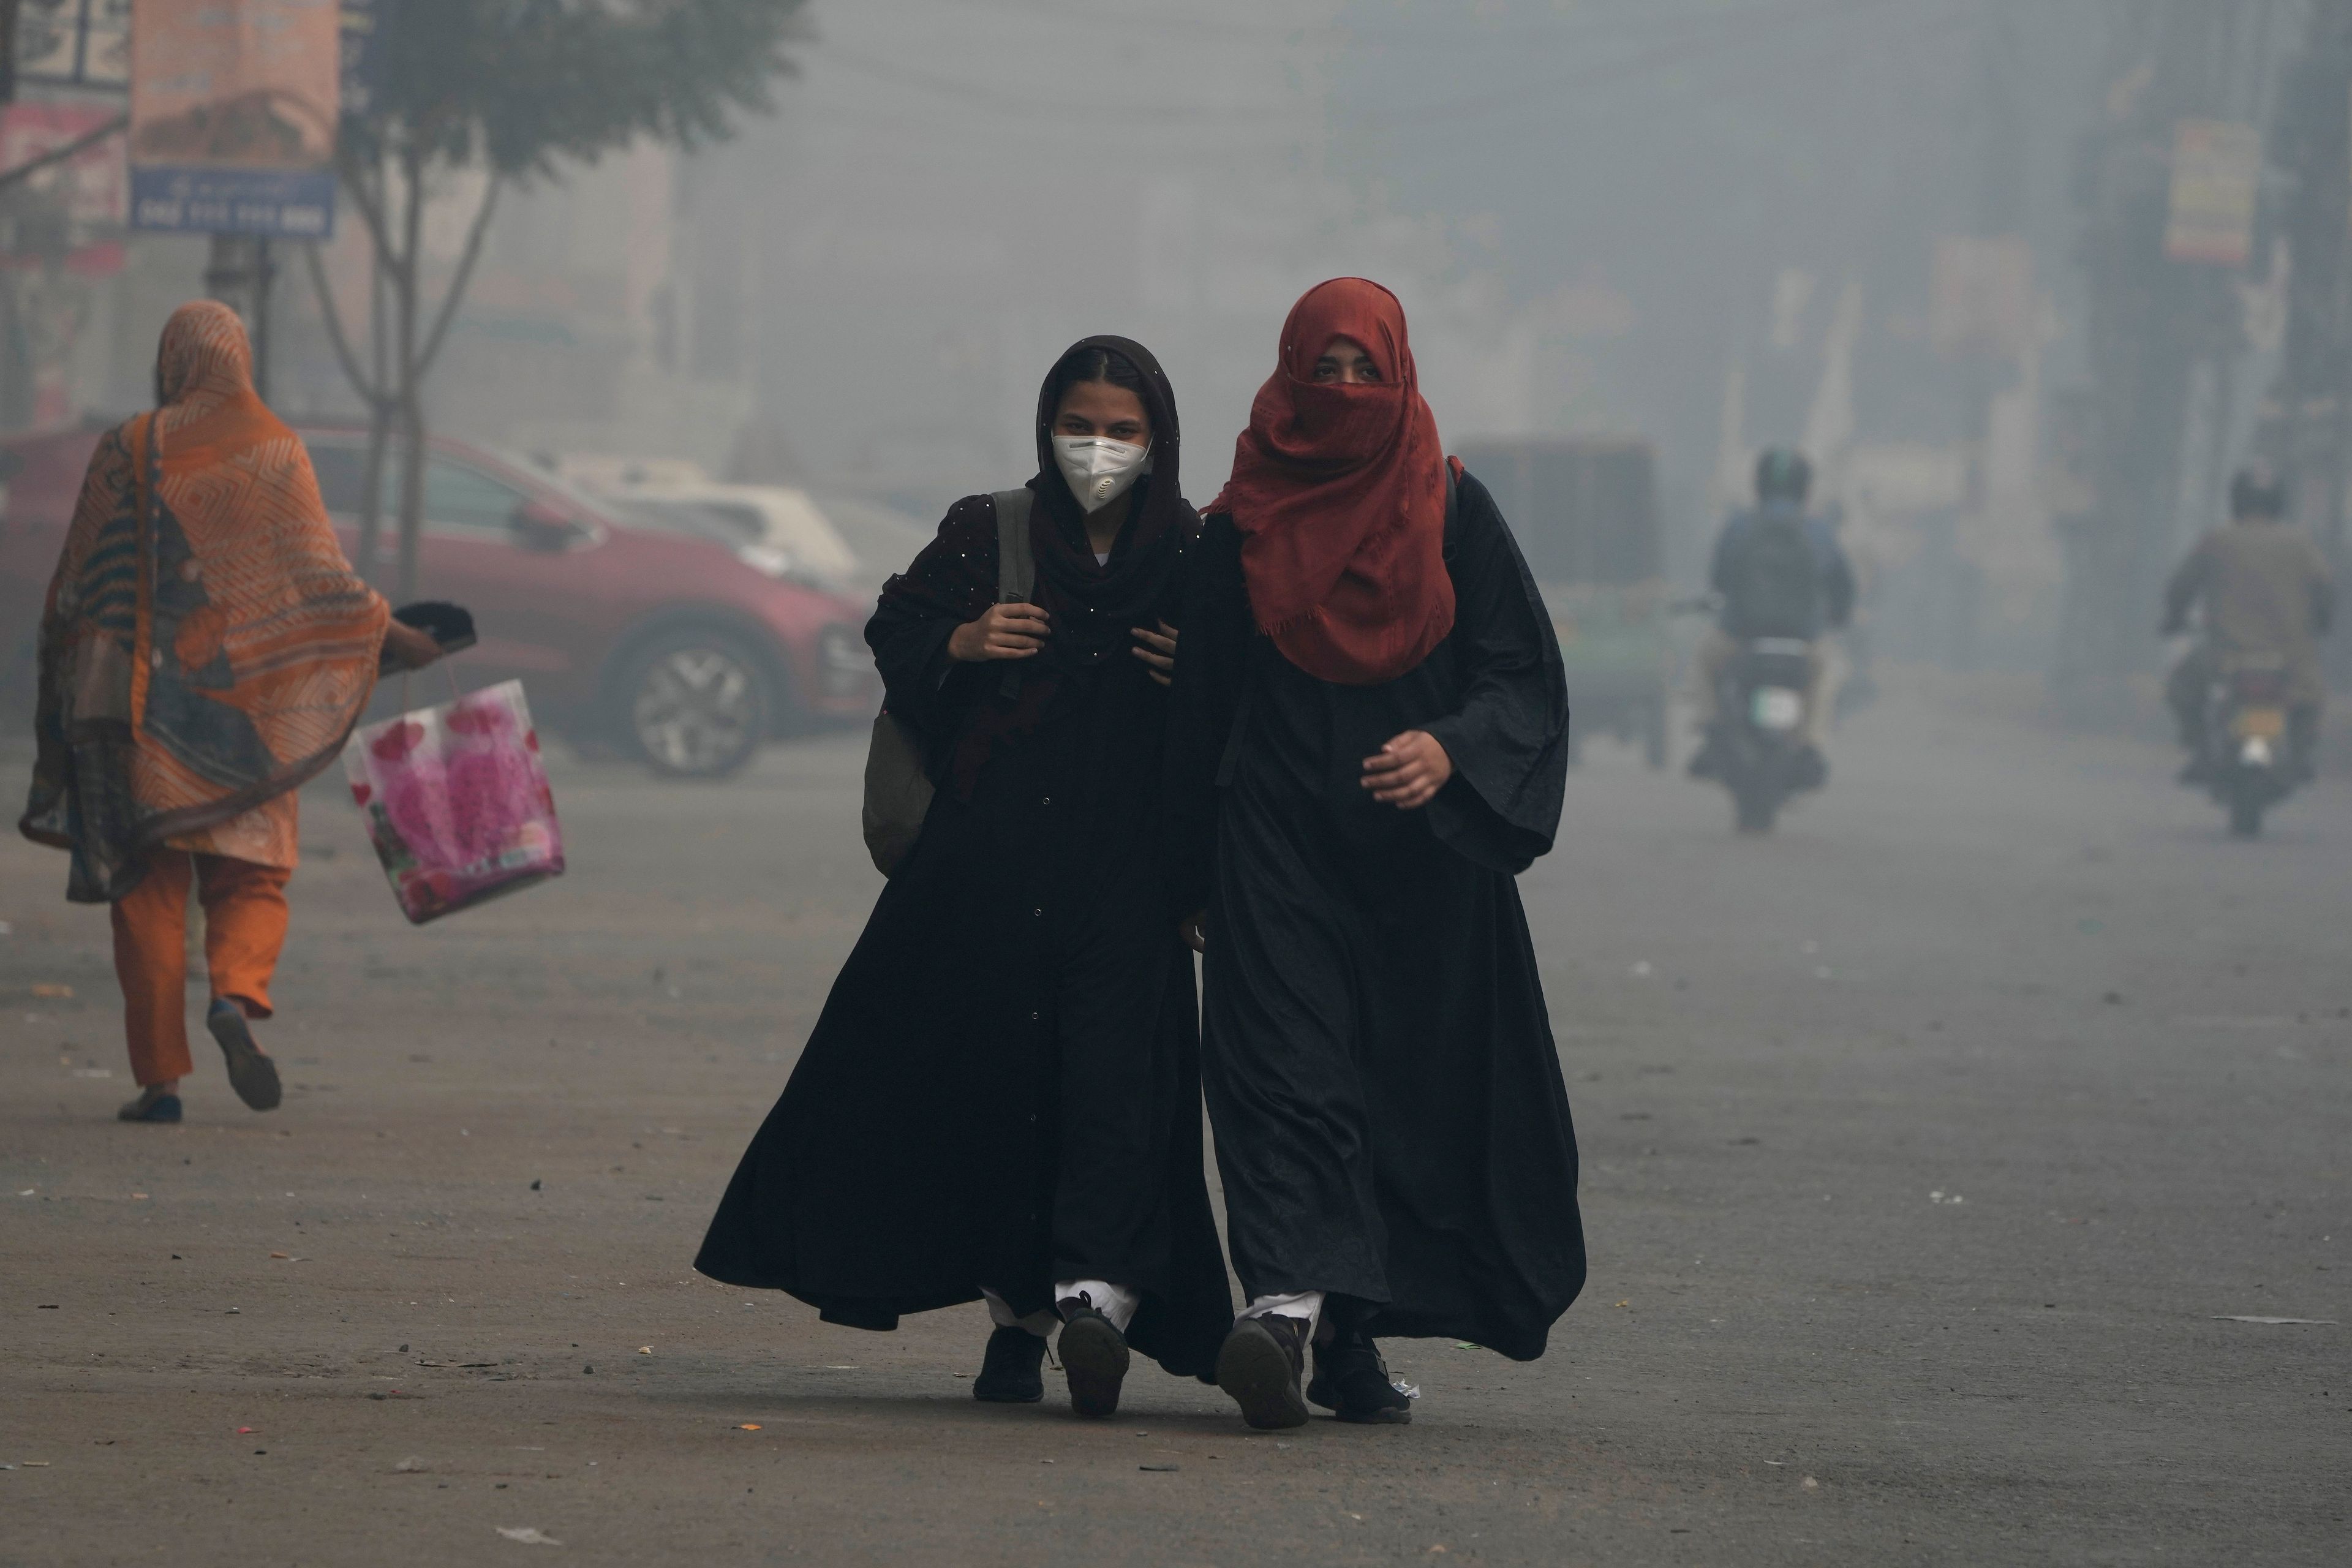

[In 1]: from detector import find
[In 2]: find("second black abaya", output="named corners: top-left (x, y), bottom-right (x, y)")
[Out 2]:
top-left (1166, 469), bottom-right (1585, 1362)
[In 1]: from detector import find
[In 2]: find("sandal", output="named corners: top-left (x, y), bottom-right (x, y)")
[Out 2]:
top-left (208, 998), bottom-right (281, 1112)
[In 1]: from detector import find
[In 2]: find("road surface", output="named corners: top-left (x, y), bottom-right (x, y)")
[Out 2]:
top-left (2, 673), bottom-right (2345, 1565)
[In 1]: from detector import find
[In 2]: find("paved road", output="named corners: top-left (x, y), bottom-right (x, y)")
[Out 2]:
top-left (2, 675), bottom-right (2345, 1566)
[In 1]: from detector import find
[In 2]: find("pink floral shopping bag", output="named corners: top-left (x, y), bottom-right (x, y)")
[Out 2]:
top-left (344, 678), bottom-right (565, 924)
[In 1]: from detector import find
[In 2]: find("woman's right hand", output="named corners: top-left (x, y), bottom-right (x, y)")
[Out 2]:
top-left (948, 601), bottom-right (1051, 662)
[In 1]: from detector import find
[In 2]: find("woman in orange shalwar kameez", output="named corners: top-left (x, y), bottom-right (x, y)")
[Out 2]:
top-left (19, 301), bottom-right (440, 1122)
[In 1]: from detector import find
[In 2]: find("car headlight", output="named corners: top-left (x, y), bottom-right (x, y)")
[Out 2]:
top-left (737, 544), bottom-right (796, 578)
top-left (817, 625), bottom-right (870, 696)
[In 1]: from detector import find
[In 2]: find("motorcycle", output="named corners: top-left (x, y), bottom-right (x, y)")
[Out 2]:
top-left (1706, 636), bottom-right (1824, 833)
top-left (2195, 656), bottom-right (2298, 838)
top-left (1675, 598), bottom-right (1823, 834)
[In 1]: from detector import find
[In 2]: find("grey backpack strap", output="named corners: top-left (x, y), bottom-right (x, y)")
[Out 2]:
top-left (990, 489), bottom-right (1036, 698)
top-left (992, 489), bottom-right (1035, 603)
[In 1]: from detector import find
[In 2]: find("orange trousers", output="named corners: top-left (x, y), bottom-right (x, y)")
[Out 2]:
top-left (110, 850), bottom-right (290, 1087)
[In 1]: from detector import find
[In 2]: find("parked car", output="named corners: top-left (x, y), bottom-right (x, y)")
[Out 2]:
top-left (598, 486), bottom-right (862, 594)
top-left (560, 457), bottom-right (933, 600)
top-left (0, 421), bottom-right (878, 778)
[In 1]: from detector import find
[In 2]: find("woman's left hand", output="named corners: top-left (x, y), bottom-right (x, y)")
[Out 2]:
top-left (1131, 619), bottom-right (1178, 687)
top-left (382, 619), bottom-right (443, 670)
top-left (1361, 729), bottom-right (1453, 810)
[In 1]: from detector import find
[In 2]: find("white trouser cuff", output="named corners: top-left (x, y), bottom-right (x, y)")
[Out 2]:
top-left (1238, 1290), bottom-right (1324, 1338)
top-left (1055, 1279), bottom-right (1140, 1333)
top-left (980, 1287), bottom-right (1059, 1338)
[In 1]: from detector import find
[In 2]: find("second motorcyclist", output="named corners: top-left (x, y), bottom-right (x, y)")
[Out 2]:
top-left (2163, 465), bottom-right (2335, 784)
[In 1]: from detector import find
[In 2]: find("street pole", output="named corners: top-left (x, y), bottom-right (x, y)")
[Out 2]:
top-left (203, 234), bottom-right (276, 402)
top-left (2256, 0), bottom-right (2352, 686)
top-left (253, 237), bottom-right (274, 403)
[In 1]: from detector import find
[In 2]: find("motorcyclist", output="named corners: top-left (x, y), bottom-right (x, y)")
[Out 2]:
top-left (1689, 448), bottom-right (1856, 785)
top-left (2163, 465), bottom-right (2335, 783)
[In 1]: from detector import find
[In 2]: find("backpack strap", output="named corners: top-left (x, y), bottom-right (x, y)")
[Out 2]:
top-left (992, 488), bottom-right (1035, 603)
top-left (990, 489), bottom-right (1036, 698)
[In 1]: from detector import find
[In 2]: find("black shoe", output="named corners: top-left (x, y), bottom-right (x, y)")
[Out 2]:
top-left (1306, 1331), bottom-right (1413, 1425)
top-left (1686, 738), bottom-right (1721, 780)
top-left (117, 1089), bottom-right (183, 1123)
top-left (973, 1325), bottom-right (1046, 1404)
top-left (208, 999), bottom-right (280, 1112)
top-left (1057, 1303), bottom-right (1131, 1419)
top-left (1216, 1314), bottom-right (1311, 1430)
top-left (1790, 745), bottom-right (1828, 792)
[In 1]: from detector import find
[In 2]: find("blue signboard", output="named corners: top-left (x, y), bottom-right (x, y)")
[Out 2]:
top-left (130, 167), bottom-right (336, 238)
top-left (126, 0), bottom-right (341, 237)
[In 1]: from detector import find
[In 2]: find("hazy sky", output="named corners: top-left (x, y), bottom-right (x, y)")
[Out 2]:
top-left (690, 0), bottom-right (2100, 535)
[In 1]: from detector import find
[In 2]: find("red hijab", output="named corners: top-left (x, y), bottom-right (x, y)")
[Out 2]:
top-left (1211, 277), bottom-right (1454, 685)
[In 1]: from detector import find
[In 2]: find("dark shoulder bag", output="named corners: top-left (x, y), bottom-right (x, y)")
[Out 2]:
top-left (861, 489), bottom-right (1033, 875)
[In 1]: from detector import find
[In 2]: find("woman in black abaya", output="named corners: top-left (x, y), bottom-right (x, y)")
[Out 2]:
top-left (1167, 279), bottom-right (1585, 1431)
top-left (697, 337), bottom-right (1229, 1418)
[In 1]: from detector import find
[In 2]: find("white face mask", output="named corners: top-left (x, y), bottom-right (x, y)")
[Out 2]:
top-left (1054, 435), bottom-right (1151, 514)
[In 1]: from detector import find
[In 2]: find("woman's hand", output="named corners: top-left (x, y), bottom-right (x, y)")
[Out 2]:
top-left (1180, 910), bottom-right (1207, 954)
top-left (1360, 729), bottom-right (1453, 810)
top-left (382, 619), bottom-right (443, 670)
top-left (948, 601), bottom-right (1050, 662)
top-left (1131, 619), bottom-right (1178, 686)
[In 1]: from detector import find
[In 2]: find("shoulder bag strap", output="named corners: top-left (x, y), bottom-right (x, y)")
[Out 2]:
top-left (989, 488), bottom-right (1036, 698)
top-left (992, 488), bottom-right (1035, 603)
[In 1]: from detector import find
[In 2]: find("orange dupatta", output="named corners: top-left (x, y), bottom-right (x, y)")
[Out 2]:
top-left (20, 301), bottom-right (389, 901)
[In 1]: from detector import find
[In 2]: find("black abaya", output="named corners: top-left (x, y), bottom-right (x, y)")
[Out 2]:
top-left (696, 342), bottom-right (1230, 1379)
top-left (1166, 469), bottom-right (1584, 1362)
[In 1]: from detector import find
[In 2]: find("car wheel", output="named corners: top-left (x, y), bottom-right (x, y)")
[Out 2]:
top-left (616, 627), bottom-right (774, 779)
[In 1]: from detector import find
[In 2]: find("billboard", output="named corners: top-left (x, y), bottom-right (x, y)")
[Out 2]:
top-left (2162, 119), bottom-right (2260, 268)
top-left (127, 0), bottom-right (339, 237)
top-left (1929, 235), bottom-right (2035, 360)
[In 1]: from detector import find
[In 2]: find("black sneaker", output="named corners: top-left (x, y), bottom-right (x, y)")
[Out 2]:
top-left (973, 1325), bottom-right (1046, 1403)
top-left (1306, 1330), bottom-right (1414, 1425)
top-left (1686, 737), bottom-right (1722, 780)
top-left (208, 998), bottom-right (281, 1112)
top-left (1215, 1314), bottom-right (1311, 1430)
top-left (1057, 1302), bottom-right (1131, 1419)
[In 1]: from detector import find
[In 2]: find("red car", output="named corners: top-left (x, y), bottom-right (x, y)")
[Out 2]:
top-left (0, 422), bottom-right (877, 778)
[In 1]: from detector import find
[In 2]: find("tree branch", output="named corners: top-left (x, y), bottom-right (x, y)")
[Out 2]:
top-left (300, 240), bottom-right (387, 410)
top-left (0, 114), bottom-right (128, 194)
top-left (415, 176), bottom-right (501, 377)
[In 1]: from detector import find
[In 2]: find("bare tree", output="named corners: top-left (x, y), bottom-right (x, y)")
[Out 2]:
top-left (303, 0), bottom-right (808, 599)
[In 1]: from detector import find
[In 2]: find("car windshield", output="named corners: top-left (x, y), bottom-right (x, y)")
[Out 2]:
top-left (478, 445), bottom-right (638, 525)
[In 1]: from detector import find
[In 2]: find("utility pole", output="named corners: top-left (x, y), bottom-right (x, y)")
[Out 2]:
top-left (2255, 0), bottom-right (2352, 686)
top-left (2059, 2), bottom-right (2274, 722)
top-left (203, 236), bottom-right (277, 401)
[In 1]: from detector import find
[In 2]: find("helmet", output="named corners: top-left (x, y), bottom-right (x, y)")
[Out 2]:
top-left (2228, 464), bottom-right (2286, 519)
top-left (1755, 447), bottom-right (1812, 504)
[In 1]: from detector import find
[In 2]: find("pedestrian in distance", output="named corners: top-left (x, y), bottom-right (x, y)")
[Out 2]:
top-left (1166, 277), bottom-right (1585, 1430)
top-left (18, 300), bottom-right (442, 1124)
top-left (695, 337), bottom-right (1231, 1419)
